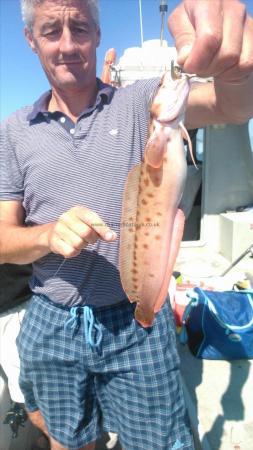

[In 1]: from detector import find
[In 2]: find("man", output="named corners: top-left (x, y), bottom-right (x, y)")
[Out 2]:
top-left (0, 0), bottom-right (252, 449)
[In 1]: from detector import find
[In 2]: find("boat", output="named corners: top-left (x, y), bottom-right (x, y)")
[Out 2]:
top-left (1, 1), bottom-right (253, 449)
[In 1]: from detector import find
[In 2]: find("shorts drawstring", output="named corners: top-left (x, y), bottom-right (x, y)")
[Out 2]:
top-left (64, 306), bottom-right (102, 348)
top-left (83, 306), bottom-right (103, 348)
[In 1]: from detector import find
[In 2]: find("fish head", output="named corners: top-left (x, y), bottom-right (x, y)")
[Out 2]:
top-left (150, 71), bottom-right (191, 126)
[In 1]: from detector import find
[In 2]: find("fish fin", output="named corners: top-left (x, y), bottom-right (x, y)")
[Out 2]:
top-left (154, 208), bottom-right (185, 312)
top-left (135, 303), bottom-right (155, 328)
top-left (119, 164), bottom-right (142, 303)
top-left (144, 124), bottom-right (167, 168)
top-left (179, 121), bottom-right (198, 169)
top-left (119, 160), bottom-right (175, 317)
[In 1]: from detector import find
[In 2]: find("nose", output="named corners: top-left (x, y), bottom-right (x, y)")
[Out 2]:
top-left (59, 27), bottom-right (76, 54)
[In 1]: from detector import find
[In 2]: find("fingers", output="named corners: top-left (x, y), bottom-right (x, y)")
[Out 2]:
top-left (168, 0), bottom-right (253, 81)
top-left (182, 0), bottom-right (223, 73)
top-left (203, 2), bottom-right (245, 79)
top-left (168, 3), bottom-right (195, 66)
top-left (72, 206), bottom-right (116, 241)
top-left (49, 206), bottom-right (117, 258)
top-left (220, 13), bottom-right (253, 82)
top-left (169, 0), bottom-right (223, 71)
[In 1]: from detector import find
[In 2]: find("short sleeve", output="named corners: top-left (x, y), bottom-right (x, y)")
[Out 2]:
top-left (0, 118), bottom-right (24, 201)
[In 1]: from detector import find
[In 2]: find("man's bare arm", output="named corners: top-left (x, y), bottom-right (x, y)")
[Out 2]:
top-left (185, 74), bottom-right (253, 129)
top-left (0, 201), bottom-right (117, 264)
top-left (0, 201), bottom-right (53, 264)
top-left (169, 0), bottom-right (253, 129)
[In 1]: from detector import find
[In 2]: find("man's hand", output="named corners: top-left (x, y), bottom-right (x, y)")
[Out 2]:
top-left (168, 0), bottom-right (253, 82)
top-left (48, 206), bottom-right (117, 258)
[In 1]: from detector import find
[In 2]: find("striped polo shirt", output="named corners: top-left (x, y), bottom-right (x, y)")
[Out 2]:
top-left (0, 78), bottom-right (160, 307)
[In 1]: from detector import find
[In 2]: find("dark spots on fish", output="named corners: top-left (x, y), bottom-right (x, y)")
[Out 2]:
top-left (143, 261), bottom-right (149, 266)
top-left (147, 165), bottom-right (163, 187)
top-left (143, 178), bottom-right (149, 187)
top-left (147, 193), bottom-right (154, 198)
top-left (141, 199), bottom-right (148, 205)
top-left (143, 244), bottom-right (149, 249)
top-left (133, 284), bottom-right (138, 290)
top-left (155, 235), bottom-right (161, 240)
top-left (149, 273), bottom-right (155, 278)
top-left (128, 228), bottom-right (134, 233)
top-left (145, 217), bottom-right (151, 222)
top-left (132, 269), bottom-right (138, 274)
top-left (156, 212), bottom-right (162, 216)
top-left (144, 232), bottom-right (149, 236)
top-left (133, 277), bottom-right (138, 283)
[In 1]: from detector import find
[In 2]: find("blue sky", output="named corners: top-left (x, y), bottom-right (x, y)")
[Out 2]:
top-left (0, 0), bottom-right (178, 119)
top-left (1, 0), bottom-right (253, 128)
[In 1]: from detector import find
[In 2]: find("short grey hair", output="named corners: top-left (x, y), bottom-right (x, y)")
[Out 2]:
top-left (20, 0), bottom-right (100, 30)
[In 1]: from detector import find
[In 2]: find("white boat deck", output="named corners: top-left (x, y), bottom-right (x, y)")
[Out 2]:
top-left (175, 245), bottom-right (253, 450)
top-left (179, 344), bottom-right (253, 450)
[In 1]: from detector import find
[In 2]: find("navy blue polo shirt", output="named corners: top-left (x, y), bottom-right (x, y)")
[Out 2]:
top-left (0, 78), bottom-right (159, 307)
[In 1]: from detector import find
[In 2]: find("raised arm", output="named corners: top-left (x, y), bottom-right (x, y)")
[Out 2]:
top-left (168, 0), bottom-right (253, 128)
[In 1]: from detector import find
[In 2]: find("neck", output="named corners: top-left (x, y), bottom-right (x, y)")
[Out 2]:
top-left (48, 80), bottom-right (98, 123)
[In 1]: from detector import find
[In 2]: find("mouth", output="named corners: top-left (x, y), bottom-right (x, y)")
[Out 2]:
top-left (58, 61), bottom-right (83, 65)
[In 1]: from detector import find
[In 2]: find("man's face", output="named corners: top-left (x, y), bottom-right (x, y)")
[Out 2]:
top-left (25, 0), bottom-right (100, 92)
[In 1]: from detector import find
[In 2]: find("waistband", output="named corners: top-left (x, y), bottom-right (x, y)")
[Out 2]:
top-left (33, 294), bottom-right (132, 350)
top-left (35, 294), bottom-right (129, 312)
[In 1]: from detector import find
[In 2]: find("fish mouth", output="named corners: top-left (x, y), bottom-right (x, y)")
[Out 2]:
top-left (157, 117), bottom-right (178, 126)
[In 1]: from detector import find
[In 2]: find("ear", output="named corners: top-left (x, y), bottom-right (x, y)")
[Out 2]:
top-left (96, 27), bottom-right (101, 48)
top-left (24, 26), bottom-right (37, 53)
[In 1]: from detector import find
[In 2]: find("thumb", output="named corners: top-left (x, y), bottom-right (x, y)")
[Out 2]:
top-left (168, 3), bottom-right (195, 67)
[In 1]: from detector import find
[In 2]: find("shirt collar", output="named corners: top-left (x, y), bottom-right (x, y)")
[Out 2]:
top-left (27, 78), bottom-right (115, 123)
top-left (27, 91), bottom-right (51, 122)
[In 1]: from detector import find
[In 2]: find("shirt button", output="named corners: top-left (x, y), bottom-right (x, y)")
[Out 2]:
top-left (70, 128), bottom-right (75, 135)
top-left (60, 116), bottom-right (66, 123)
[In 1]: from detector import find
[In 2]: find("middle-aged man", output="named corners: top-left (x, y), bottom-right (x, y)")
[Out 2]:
top-left (0, 0), bottom-right (253, 449)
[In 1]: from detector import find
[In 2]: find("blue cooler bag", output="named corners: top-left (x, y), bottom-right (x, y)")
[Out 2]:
top-left (180, 287), bottom-right (253, 360)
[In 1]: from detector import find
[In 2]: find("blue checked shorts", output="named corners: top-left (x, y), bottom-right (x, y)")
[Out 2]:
top-left (17, 295), bottom-right (194, 450)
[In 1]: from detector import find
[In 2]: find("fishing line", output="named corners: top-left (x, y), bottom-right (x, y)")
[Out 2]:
top-left (52, 256), bottom-right (67, 278)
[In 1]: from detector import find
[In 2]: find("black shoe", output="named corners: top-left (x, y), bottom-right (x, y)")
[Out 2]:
top-left (3, 401), bottom-right (28, 438)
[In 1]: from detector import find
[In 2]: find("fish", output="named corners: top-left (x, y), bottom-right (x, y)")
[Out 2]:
top-left (119, 68), bottom-right (194, 327)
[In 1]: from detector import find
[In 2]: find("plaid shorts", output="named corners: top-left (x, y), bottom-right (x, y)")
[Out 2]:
top-left (17, 295), bottom-right (194, 450)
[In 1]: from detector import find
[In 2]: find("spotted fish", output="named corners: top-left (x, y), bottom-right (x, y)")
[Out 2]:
top-left (119, 69), bottom-right (193, 327)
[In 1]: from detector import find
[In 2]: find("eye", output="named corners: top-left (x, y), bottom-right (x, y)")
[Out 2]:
top-left (72, 26), bottom-right (89, 34)
top-left (43, 29), bottom-right (60, 38)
